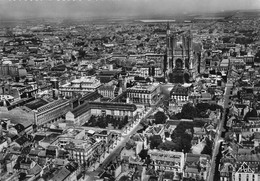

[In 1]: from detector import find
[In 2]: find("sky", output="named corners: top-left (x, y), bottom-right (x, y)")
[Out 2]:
top-left (0, 0), bottom-right (259, 19)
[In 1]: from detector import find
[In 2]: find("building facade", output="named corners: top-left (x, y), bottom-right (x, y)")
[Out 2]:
top-left (127, 82), bottom-right (161, 106)
top-left (60, 76), bottom-right (102, 97)
top-left (98, 85), bottom-right (122, 99)
top-left (234, 162), bottom-right (259, 181)
top-left (148, 149), bottom-right (185, 175)
top-left (165, 22), bottom-right (197, 83)
top-left (34, 99), bottom-right (71, 127)
top-left (66, 101), bottom-right (138, 125)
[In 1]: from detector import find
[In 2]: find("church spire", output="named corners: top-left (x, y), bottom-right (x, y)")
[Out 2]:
top-left (166, 21), bottom-right (171, 36)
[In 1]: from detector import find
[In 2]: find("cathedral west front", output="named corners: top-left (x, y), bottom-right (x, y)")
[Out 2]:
top-left (164, 22), bottom-right (201, 83)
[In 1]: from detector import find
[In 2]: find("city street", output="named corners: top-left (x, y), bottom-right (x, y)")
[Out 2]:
top-left (0, 3), bottom-right (258, 181)
top-left (207, 82), bottom-right (233, 181)
top-left (88, 107), bottom-right (154, 173)
top-left (89, 94), bottom-right (167, 173)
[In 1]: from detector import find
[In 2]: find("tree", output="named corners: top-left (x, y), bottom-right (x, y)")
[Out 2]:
top-left (181, 103), bottom-right (197, 119)
top-left (125, 139), bottom-right (135, 150)
top-left (154, 111), bottom-right (167, 124)
top-left (180, 133), bottom-right (193, 153)
top-left (150, 135), bottom-right (162, 149)
top-left (201, 138), bottom-right (213, 156)
top-left (119, 176), bottom-right (131, 181)
top-left (158, 140), bottom-right (177, 151)
top-left (96, 116), bottom-right (108, 128)
top-left (169, 121), bottom-right (194, 153)
top-left (19, 172), bottom-right (27, 181)
top-left (144, 155), bottom-right (152, 166)
top-left (196, 103), bottom-right (210, 118)
top-left (138, 149), bottom-right (148, 160)
top-left (209, 104), bottom-right (223, 112)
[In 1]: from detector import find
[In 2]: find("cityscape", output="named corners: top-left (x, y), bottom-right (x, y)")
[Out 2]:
top-left (1, 0), bottom-right (260, 181)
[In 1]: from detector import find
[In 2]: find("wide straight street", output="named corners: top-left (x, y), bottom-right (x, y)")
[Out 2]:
top-left (88, 106), bottom-right (154, 173)
top-left (89, 94), bottom-right (167, 174)
top-left (207, 82), bottom-right (233, 181)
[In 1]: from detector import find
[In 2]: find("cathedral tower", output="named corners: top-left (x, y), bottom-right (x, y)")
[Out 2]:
top-left (165, 23), bottom-right (194, 83)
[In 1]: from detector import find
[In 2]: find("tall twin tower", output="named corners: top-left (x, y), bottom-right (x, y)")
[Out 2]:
top-left (164, 22), bottom-right (195, 83)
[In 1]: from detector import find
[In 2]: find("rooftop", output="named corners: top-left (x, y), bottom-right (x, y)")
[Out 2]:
top-left (128, 82), bottom-right (160, 92)
top-left (0, 107), bottom-right (33, 126)
top-left (71, 76), bottom-right (99, 84)
top-left (41, 133), bottom-right (60, 143)
top-left (51, 167), bottom-right (71, 181)
top-left (25, 99), bottom-right (48, 110)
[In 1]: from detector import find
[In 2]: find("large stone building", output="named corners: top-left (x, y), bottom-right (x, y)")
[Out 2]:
top-left (32, 99), bottom-right (71, 127)
top-left (170, 84), bottom-right (191, 102)
top-left (66, 102), bottom-right (137, 125)
top-left (165, 23), bottom-right (201, 83)
top-left (60, 76), bottom-right (102, 97)
top-left (98, 80), bottom-right (122, 100)
top-left (64, 139), bottom-right (105, 165)
top-left (233, 162), bottom-right (259, 181)
top-left (0, 64), bottom-right (18, 77)
top-left (0, 98), bottom-right (71, 128)
top-left (183, 153), bottom-right (211, 181)
top-left (169, 84), bottom-right (191, 113)
top-left (126, 82), bottom-right (161, 106)
top-left (148, 149), bottom-right (185, 176)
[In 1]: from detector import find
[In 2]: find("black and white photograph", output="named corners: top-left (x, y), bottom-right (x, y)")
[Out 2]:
top-left (0, 0), bottom-right (259, 180)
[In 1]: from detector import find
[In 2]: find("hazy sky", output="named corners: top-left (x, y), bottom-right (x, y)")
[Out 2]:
top-left (0, 0), bottom-right (259, 19)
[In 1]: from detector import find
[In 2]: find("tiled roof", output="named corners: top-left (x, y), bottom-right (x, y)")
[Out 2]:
top-left (28, 164), bottom-right (42, 175)
top-left (238, 148), bottom-right (253, 155)
top-left (237, 154), bottom-right (260, 162)
top-left (70, 102), bottom-right (91, 118)
top-left (37, 99), bottom-right (69, 113)
top-left (15, 135), bottom-right (29, 146)
top-left (88, 101), bottom-right (137, 112)
top-left (185, 167), bottom-right (199, 174)
top-left (25, 98), bottom-right (48, 110)
top-left (185, 153), bottom-right (200, 163)
top-left (51, 167), bottom-right (71, 181)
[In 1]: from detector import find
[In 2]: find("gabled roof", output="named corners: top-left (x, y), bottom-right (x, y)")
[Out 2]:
top-left (70, 102), bottom-right (91, 118)
top-left (236, 162), bottom-right (254, 173)
top-left (28, 164), bottom-right (42, 176)
top-left (237, 154), bottom-right (260, 163)
top-left (185, 167), bottom-right (199, 174)
top-left (238, 148), bottom-right (253, 155)
top-left (220, 162), bottom-right (234, 173)
top-left (15, 135), bottom-right (29, 146)
top-left (51, 167), bottom-right (71, 181)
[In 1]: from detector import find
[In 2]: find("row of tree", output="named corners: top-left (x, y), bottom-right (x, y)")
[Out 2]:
top-left (84, 115), bottom-right (129, 129)
top-left (152, 102), bottom-right (222, 125)
top-left (172, 102), bottom-right (223, 120)
top-left (149, 121), bottom-right (194, 153)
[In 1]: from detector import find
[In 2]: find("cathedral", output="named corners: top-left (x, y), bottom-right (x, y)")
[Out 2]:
top-left (164, 22), bottom-right (199, 83)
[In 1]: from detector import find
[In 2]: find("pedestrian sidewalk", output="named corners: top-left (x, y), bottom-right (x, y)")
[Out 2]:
top-left (88, 108), bottom-right (153, 171)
